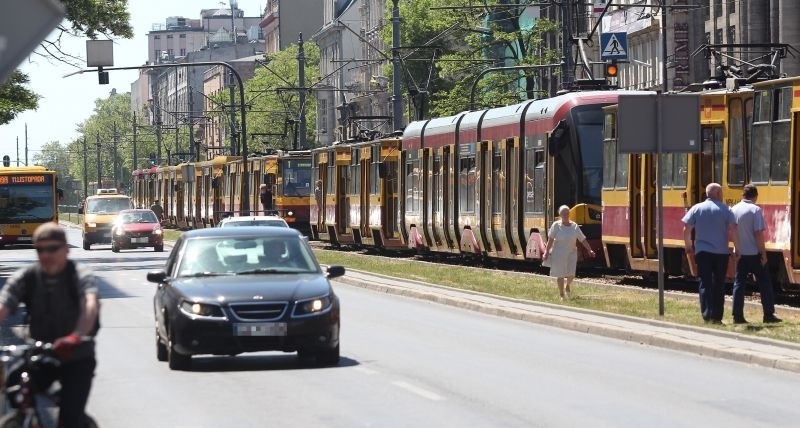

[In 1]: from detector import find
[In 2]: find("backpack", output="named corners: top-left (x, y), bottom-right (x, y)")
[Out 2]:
top-left (22, 262), bottom-right (101, 338)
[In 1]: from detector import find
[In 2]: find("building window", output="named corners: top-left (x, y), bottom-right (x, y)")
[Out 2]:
top-left (705, 32), bottom-right (711, 45)
top-left (729, 0), bottom-right (735, 14)
top-left (319, 98), bottom-right (328, 131)
top-left (154, 35), bottom-right (161, 40)
top-left (154, 49), bottom-right (160, 59)
top-left (727, 26), bottom-right (735, 44)
top-left (167, 49), bottom-right (174, 57)
top-left (714, 0), bottom-right (722, 18)
top-left (714, 29), bottom-right (722, 44)
top-left (179, 34), bottom-right (186, 39)
top-left (702, 0), bottom-right (710, 20)
top-left (167, 34), bottom-right (173, 39)
top-left (180, 48), bottom-right (186, 56)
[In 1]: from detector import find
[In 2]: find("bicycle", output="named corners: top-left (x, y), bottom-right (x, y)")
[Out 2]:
top-left (0, 341), bottom-right (97, 428)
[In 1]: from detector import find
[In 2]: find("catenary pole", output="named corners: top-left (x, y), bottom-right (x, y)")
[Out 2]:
top-left (391, 0), bottom-right (403, 131)
top-left (298, 33), bottom-right (307, 149)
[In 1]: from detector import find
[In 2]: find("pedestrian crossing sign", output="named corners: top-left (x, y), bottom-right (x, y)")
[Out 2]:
top-left (600, 32), bottom-right (628, 60)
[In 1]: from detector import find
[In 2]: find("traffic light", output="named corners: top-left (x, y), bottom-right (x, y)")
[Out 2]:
top-left (604, 60), bottom-right (619, 78)
top-left (2, 155), bottom-right (9, 167)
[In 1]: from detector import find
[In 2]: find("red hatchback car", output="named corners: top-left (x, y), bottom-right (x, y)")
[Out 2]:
top-left (111, 209), bottom-right (164, 252)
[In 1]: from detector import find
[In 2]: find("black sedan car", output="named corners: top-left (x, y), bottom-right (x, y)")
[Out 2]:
top-left (147, 226), bottom-right (344, 370)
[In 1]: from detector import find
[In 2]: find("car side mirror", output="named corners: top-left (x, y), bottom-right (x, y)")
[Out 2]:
top-left (147, 270), bottom-right (169, 283)
top-left (326, 265), bottom-right (345, 279)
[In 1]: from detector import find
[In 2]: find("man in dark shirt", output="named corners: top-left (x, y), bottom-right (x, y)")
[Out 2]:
top-left (0, 223), bottom-right (100, 428)
top-left (259, 184), bottom-right (273, 214)
top-left (150, 199), bottom-right (164, 221)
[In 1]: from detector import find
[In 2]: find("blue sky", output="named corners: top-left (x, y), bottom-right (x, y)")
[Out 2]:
top-left (0, 0), bottom-right (267, 162)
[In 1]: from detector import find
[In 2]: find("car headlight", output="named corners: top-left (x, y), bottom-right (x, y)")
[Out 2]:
top-left (154, 229), bottom-right (163, 235)
top-left (114, 228), bottom-right (125, 236)
top-left (292, 295), bottom-right (332, 317)
top-left (180, 301), bottom-right (225, 318)
top-left (87, 223), bottom-right (97, 228)
top-left (286, 210), bottom-right (294, 217)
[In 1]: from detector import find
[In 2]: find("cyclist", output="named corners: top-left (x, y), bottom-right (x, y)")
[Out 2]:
top-left (0, 223), bottom-right (100, 428)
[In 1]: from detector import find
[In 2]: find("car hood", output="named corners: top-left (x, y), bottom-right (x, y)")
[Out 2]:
top-left (120, 223), bottom-right (159, 232)
top-left (172, 274), bottom-right (332, 303)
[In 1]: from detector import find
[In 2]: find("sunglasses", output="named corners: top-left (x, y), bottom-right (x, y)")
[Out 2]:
top-left (35, 244), bottom-right (65, 254)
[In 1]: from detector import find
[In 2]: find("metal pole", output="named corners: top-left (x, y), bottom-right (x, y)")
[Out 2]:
top-left (391, 0), bottom-right (403, 131)
top-left (657, 1), bottom-right (669, 316)
top-left (155, 92), bottom-right (162, 164)
top-left (24, 123), bottom-right (28, 166)
top-left (229, 71), bottom-right (237, 155)
top-left (83, 137), bottom-right (88, 200)
top-left (188, 86), bottom-right (195, 161)
top-left (561, 0), bottom-right (574, 89)
top-left (132, 112), bottom-right (138, 171)
top-left (298, 33), bottom-right (307, 149)
top-left (113, 122), bottom-right (119, 188)
top-left (96, 133), bottom-right (101, 188)
top-left (16, 137), bottom-right (19, 166)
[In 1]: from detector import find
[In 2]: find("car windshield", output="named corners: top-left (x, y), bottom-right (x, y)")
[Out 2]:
top-left (86, 198), bottom-right (132, 214)
top-left (222, 220), bottom-right (288, 227)
top-left (121, 211), bottom-right (158, 224)
top-left (176, 236), bottom-right (318, 276)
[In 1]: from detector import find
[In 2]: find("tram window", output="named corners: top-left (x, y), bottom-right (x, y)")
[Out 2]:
top-left (405, 156), bottom-right (421, 213)
top-left (713, 126), bottom-right (724, 183)
top-left (701, 127), bottom-right (715, 185)
top-left (751, 122), bottom-right (771, 183)
top-left (327, 156), bottom-right (335, 195)
top-left (771, 87), bottom-right (792, 182)
top-left (371, 147), bottom-right (380, 194)
top-left (673, 154), bottom-right (688, 188)
top-left (433, 154), bottom-right (441, 212)
top-left (603, 138), bottom-right (616, 189)
top-left (459, 156), bottom-right (475, 213)
top-left (350, 151), bottom-right (360, 194)
top-left (616, 153), bottom-right (629, 189)
top-left (661, 153), bottom-right (674, 187)
top-left (524, 148), bottom-right (536, 213)
top-left (777, 87), bottom-right (792, 120)
top-left (492, 148), bottom-right (501, 214)
top-left (533, 152), bottom-right (545, 213)
top-left (727, 98), bottom-right (745, 186)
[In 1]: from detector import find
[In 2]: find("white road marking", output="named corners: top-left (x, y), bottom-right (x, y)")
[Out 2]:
top-left (391, 381), bottom-right (444, 401)
top-left (354, 366), bottom-right (379, 375)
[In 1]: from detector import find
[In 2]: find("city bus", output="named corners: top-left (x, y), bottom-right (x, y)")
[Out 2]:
top-left (0, 166), bottom-right (61, 247)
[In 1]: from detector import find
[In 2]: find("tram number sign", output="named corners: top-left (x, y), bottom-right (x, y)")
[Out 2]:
top-left (617, 94), bottom-right (701, 154)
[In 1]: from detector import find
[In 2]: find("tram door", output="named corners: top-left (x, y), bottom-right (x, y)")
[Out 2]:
top-left (629, 155), bottom-right (644, 258)
top-left (793, 111), bottom-right (800, 267)
top-left (643, 156), bottom-right (657, 258)
top-left (697, 125), bottom-right (724, 201)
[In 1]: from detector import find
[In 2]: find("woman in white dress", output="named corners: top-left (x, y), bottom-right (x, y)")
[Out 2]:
top-left (542, 205), bottom-right (596, 299)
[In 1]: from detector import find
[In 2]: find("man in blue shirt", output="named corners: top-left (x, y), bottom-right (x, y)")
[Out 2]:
top-left (731, 184), bottom-right (782, 324)
top-left (682, 183), bottom-right (738, 324)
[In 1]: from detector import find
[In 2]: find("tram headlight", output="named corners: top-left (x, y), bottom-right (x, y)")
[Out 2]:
top-left (87, 222), bottom-right (97, 228)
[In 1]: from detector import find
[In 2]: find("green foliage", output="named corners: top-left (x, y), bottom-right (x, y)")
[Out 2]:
top-left (67, 92), bottom-right (141, 194)
top-left (0, 71), bottom-right (39, 125)
top-left (243, 43), bottom-right (321, 150)
top-left (61, 0), bottom-right (133, 39)
top-left (382, 0), bottom-right (561, 118)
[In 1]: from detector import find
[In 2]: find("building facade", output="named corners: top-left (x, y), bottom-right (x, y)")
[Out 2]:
top-left (260, 0), bottom-right (325, 54)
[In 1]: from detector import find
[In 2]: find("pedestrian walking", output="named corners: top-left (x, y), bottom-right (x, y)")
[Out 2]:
top-left (731, 184), bottom-right (782, 324)
top-left (259, 183), bottom-right (273, 214)
top-left (150, 199), bottom-right (164, 221)
top-left (682, 183), bottom-right (739, 324)
top-left (314, 180), bottom-right (323, 220)
top-left (542, 205), bottom-right (596, 300)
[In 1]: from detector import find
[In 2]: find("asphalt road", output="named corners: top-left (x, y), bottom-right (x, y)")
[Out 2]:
top-left (2, 229), bottom-right (800, 427)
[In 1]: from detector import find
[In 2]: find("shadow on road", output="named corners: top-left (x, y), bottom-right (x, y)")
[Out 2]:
top-left (188, 354), bottom-right (358, 372)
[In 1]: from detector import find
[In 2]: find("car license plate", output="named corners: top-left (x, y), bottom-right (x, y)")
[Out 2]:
top-left (103, 233), bottom-right (111, 238)
top-left (132, 237), bottom-right (149, 243)
top-left (17, 237), bottom-right (31, 242)
top-left (234, 323), bottom-right (287, 337)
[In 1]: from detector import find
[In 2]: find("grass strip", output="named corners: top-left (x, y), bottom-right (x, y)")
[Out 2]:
top-left (315, 249), bottom-right (800, 344)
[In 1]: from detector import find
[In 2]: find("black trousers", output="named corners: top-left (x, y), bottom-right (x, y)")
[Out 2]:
top-left (695, 251), bottom-right (730, 321)
top-left (36, 357), bottom-right (96, 428)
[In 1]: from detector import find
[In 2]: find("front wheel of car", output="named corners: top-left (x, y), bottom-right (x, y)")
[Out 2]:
top-left (111, 242), bottom-right (119, 253)
top-left (167, 328), bottom-right (191, 370)
top-left (316, 344), bottom-right (340, 366)
top-left (83, 239), bottom-right (90, 251)
top-left (156, 331), bottom-right (168, 362)
top-left (155, 244), bottom-right (164, 252)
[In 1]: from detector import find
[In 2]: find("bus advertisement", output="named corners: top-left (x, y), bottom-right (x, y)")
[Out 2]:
top-left (0, 166), bottom-right (59, 246)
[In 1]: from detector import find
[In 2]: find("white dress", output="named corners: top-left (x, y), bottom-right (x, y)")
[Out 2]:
top-left (547, 220), bottom-right (586, 278)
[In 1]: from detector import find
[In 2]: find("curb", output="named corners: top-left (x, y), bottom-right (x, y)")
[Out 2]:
top-left (336, 271), bottom-right (800, 373)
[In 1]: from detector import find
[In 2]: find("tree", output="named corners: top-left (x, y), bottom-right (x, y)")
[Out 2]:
top-left (0, 1), bottom-right (133, 120)
top-left (68, 92), bottom-right (137, 191)
top-left (382, 0), bottom-right (560, 118)
top-left (242, 43), bottom-right (321, 151)
top-left (0, 71), bottom-right (39, 125)
top-left (33, 140), bottom-right (79, 203)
